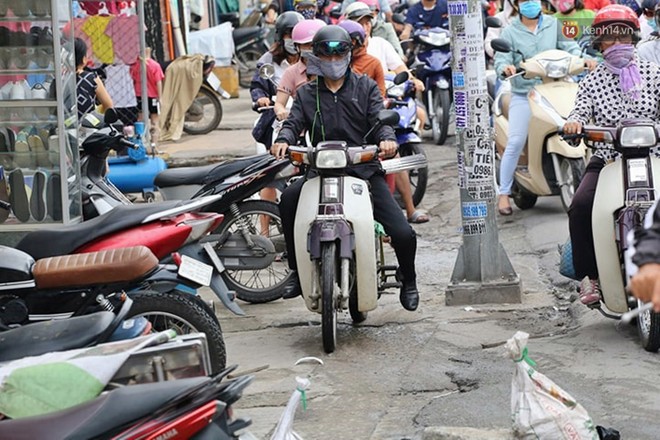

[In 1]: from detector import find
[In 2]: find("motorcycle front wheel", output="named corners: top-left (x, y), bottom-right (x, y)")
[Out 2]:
top-left (183, 86), bottom-right (223, 135)
top-left (215, 200), bottom-right (292, 304)
top-left (557, 156), bottom-right (585, 212)
top-left (637, 298), bottom-right (660, 352)
top-left (321, 242), bottom-right (338, 353)
top-left (126, 290), bottom-right (226, 374)
top-left (432, 87), bottom-right (451, 146)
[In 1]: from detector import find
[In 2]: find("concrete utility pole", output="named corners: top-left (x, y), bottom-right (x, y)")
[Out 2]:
top-left (445, 1), bottom-right (521, 305)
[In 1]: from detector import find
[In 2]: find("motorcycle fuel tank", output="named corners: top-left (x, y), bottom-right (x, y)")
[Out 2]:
top-left (0, 246), bottom-right (35, 284)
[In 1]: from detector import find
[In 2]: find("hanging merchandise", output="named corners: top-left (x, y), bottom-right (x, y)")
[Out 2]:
top-left (81, 15), bottom-right (115, 64)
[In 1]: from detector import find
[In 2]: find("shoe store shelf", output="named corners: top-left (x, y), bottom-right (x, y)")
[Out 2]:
top-left (0, 0), bottom-right (81, 231)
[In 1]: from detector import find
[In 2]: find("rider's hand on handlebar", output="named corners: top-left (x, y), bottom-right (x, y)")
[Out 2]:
top-left (585, 59), bottom-right (598, 71)
top-left (256, 97), bottom-right (271, 107)
top-left (378, 140), bottom-right (398, 159)
top-left (271, 142), bottom-right (289, 159)
top-left (276, 108), bottom-right (289, 121)
top-left (502, 65), bottom-right (517, 78)
top-left (562, 121), bottom-right (582, 135)
top-left (630, 263), bottom-right (660, 313)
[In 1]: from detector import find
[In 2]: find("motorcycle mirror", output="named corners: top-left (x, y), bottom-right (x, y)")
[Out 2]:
top-left (361, 110), bottom-right (400, 144)
top-left (393, 71), bottom-right (409, 85)
top-left (259, 63), bottom-right (276, 81)
top-left (104, 108), bottom-right (119, 125)
top-left (490, 38), bottom-right (512, 53)
top-left (485, 16), bottom-right (502, 28)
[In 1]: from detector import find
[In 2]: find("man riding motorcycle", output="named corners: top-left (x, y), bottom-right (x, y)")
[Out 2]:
top-left (271, 25), bottom-right (420, 311)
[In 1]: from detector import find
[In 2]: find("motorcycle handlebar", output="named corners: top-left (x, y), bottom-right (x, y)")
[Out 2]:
top-left (118, 138), bottom-right (140, 149)
top-left (257, 105), bottom-right (274, 112)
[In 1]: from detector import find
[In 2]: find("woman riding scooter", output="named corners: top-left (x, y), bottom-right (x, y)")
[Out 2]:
top-left (563, 4), bottom-right (660, 305)
top-left (494, 0), bottom-right (597, 215)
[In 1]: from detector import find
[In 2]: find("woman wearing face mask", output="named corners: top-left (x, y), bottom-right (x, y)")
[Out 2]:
top-left (637, 1), bottom-right (660, 63)
top-left (553, 0), bottom-right (595, 40)
top-left (563, 5), bottom-right (660, 306)
top-left (251, 11), bottom-right (304, 149)
top-left (494, 0), bottom-right (597, 216)
top-left (274, 19), bottom-right (326, 121)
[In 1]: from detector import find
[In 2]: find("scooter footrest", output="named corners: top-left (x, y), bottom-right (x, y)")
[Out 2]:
top-left (380, 282), bottom-right (402, 290)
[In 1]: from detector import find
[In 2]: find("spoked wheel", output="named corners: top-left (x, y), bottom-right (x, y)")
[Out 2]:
top-left (557, 156), bottom-right (585, 212)
top-left (511, 182), bottom-right (537, 210)
top-left (237, 49), bottom-right (262, 88)
top-left (127, 290), bottom-right (226, 374)
top-left (636, 299), bottom-right (660, 352)
top-left (432, 88), bottom-right (451, 146)
top-left (214, 200), bottom-right (292, 303)
top-left (183, 87), bottom-right (223, 135)
top-left (321, 242), bottom-right (338, 353)
top-left (396, 143), bottom-right (428, 208)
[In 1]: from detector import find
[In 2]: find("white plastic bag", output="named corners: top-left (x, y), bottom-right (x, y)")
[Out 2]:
top-left (506, 331), bottom-right (598, 440)
top-left (270, 376), bottom-right (310, 440)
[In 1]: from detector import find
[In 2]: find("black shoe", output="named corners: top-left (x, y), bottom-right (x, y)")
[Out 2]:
top-left (400, 280), bottom-right (419, 311)
top-left (282, 272), bottom-right (302, 299)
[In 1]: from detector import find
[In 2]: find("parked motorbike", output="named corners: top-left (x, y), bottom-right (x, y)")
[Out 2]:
top-left (491, 38), bottom-right (588, 212)
top-left (410, 26), bottom-right (452, 146)
top-left (561, 120), bottom-right (660, 351)
top-left (233, 18), bottom-right (271, 88)
top-left (183, 55), bottom-right (230, 135)
top-left (288, 110), bottom-right (427, 353)
top-left (385, 70), bottom-right (428, 207)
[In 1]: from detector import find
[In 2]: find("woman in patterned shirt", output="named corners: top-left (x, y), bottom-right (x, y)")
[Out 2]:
top-left (563, 4), bottom-right (660, 305)
top-left (75, 38), bottom-right (113, 120)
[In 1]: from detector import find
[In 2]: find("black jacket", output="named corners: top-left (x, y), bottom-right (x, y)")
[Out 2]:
top-left (275, 71), bottom-right (395, 149)
top-left (633, 202), bottom-right (660, 267)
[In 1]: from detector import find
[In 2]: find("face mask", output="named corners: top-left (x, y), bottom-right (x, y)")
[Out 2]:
top-left (299, 8), bottom-right (316, 19)
top-left (300, 49), bottom-right (313, 59)
top-left (306, 53), bottom-right (351, 80)
top-left (283, 38), bottom-right (297, 55)
top-left (602, 43), bottom-right (635, 69)
top-left (648, 17), bottom-right (658, 31)
top-left (519, 0), bottom-right (541, 19)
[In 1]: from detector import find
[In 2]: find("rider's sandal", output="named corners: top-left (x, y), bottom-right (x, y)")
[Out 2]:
top-left (408, 210), bottom-right (430, 224)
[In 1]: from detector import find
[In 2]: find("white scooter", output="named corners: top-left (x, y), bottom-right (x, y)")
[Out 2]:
top-left (491, 39), bottom-right (588, 212)
top-left (562, 120), bottom-right (660, 351)
top-left (288, 110), bottom-right (427, 353)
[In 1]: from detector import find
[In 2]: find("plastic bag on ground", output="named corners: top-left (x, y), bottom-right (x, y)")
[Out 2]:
top-left (270, 376), bottom-right (310, 440)
top-left (506, 331), bottom-right (598, 440)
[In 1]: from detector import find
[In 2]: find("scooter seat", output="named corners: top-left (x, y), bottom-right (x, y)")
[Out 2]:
top-left (233, 26), bottom-right (263, 46)
top-left (0, 377), bottom-right (210, 440)
top-left (32, 246), bottom-right (158, 290)
top-left (0, 312), bottom-right (115, 363)
top-left (15, 201), bottom-right (184, 260)
top-left (155, 154), bottom-right (271, 188)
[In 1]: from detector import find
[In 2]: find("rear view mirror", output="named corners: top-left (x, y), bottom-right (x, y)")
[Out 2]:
top-left (491, 38), bottom-right (512, 53)
top-left (485, 16), bottom-right (502, 28)
top-left (393, 71), bottom-right (409, 85)
top-left (259, 63), bottom-right (275, 80)
top-left (377, 109), bottom-right (400, 127)
top-left (104, 108), bottom-right (119, 124)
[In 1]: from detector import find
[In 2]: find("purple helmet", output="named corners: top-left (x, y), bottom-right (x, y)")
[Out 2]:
top-left (339, 20), bottom-right (366, 47)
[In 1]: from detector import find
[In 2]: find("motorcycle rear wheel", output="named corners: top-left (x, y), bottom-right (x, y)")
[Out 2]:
top-left (183, 87), bottom-right (223, 135)
top-left (321, 243), bottom-right (338, 353)
top-left (126, 290), bottom-right (226, 374)
top-left (215, 200), bottom-right (292, 304)
top-left (637, 298), bottom-right (660, 352)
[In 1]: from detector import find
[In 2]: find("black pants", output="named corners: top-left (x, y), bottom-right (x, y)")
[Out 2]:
top-left (568, 156), bottom-right (606, 279)
top-left (280, 173), bottom-right (417, 282)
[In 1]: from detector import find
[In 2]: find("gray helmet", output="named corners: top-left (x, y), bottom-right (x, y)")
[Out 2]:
top-left (312, 25), bottom-right (352, 57)
top-left (275, 11), bottom-right (304, 41)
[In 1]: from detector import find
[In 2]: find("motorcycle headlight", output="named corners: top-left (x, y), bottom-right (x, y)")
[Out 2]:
top-left (315, 149), bottom-right (347, 169)
top-left (419, 31), bottom-right (450, 47)
top-left (537, 57), bottom-right (570, 79)
top-left (620, 126), bottom-right (657, 148)
top-left (387, 83), bottom-right (407, 98)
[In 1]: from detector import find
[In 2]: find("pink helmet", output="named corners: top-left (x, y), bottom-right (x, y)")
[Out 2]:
top-left (291, 19), bottom-right (326, 44)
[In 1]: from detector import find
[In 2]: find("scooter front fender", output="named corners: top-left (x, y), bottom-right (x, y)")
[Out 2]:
top-left (546, 134), bottom-right (586, 159)
top-left (397, 132), bottom-right (422, 145)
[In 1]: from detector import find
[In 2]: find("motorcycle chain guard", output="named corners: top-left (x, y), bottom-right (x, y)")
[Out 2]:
top-left (215, 233), bottom-right (276, 270)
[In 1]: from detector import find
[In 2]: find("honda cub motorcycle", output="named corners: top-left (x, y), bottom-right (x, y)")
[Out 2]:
top-left (561, 120), bottom-right (660, 351)
top-left (289, 110), bottom-right (427, 353)
top-left (491, 38), bottom-right (588, 212)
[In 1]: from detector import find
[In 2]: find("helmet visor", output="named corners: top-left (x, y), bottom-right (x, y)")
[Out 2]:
top-left (314, 40), bottom-right (352, 56)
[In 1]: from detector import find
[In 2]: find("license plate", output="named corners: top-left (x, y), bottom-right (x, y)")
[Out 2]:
top-left (206, 72), bottom-right (221, 92)
top-left (628, 158), bottom-right (648, 183)
top-left (178, 256), bottom-right (213, 286)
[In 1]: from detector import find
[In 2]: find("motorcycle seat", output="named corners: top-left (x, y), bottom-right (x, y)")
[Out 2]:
top-left (32, 246), bottom-right (158, 290)
top-left (155, 154), bottom-right (270, 187)
top-left (233, 26), bottom-right (262, 46)
top-left (15, 201), bottom-right (184, 260)
top-left (0, 377), bottom-right (210, 440)
top-left (0, 312), bottom-right (115, 363)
